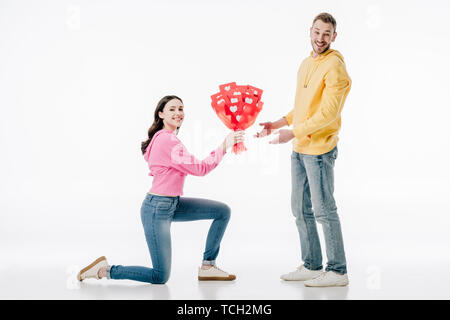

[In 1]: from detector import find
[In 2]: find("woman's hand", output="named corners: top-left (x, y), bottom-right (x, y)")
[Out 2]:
top-left (222, 130), bottom-right (245, 152)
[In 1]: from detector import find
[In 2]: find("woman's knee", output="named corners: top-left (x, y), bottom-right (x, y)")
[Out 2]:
top-left (218, 203), bottom-right (231, 221)
top-left (152, 270), bottom-right (170, 284)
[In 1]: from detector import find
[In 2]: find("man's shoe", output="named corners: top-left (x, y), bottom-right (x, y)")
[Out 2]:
top-left (198, 265), bottom-right (236, 281)
top-left (77, 256), bottom-right (109, 281)
top-left (303, 271), bottom-right (349, 287)
top-left (280, 265), bottom-right (323, 281)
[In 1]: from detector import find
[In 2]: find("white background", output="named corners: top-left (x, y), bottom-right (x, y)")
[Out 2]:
top-left (1, 0), bottom-right (450, 299)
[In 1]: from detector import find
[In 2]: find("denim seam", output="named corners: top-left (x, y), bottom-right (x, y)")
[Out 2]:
top-left (299, 155), bottom-right (315, 270)
top-left (329, 163), bottom-right (338, 272)
top-left (302, 183), bottom-right (313, 269)
top-left (209, 231), bottom-right (220, 262)
top-left (321, 154), bottom-right (339, 273)
top-left (205, 209), bottom-right (222, 262)
top-left (150, 208), bottom-right (159, 284)
top-left (310, 155), bottom-right (324, 271)
top-left (116, 267), bottom-right (155, 280)
top-left (319, 157), bottom-right (333, 271)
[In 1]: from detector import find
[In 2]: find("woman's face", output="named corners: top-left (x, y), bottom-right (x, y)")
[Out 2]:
top-left (159, 99), bottom-right (184, 131)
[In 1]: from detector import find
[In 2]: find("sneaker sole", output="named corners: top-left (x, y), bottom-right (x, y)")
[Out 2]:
top-left (304, 282), bottom-right (349, 287)
top-left (198, 275), bottom-right (236, 281)
top-left (281, 273), bottom-right (323, 281)
top-left (77, 256), bottom-right (107, 281)
top-left (281, 277), bottom-right (322, 281)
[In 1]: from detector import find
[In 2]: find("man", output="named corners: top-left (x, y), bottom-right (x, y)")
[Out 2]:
top-left (255, 12), bottom-right (351, 287)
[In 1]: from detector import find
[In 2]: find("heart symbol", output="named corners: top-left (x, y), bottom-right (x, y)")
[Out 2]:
top-left (217, 98), bottom-right (225, 105)
top-left (230, 98), bottom-right (238, 103)
top-left (230, 106), bottom-right (237, 113)
top-left (245, 97), bottom-right (253, 104)
top-left (233, 92), bottom-right (241, 95)
top-left (236, 115), bottom-right (241, 121)
top-left (253, 90), bottom-right (258, 95)
top-left (225, 86), bottom-right (230, 91)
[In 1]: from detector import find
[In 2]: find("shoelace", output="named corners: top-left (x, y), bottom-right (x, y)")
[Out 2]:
top-left (289, 265), bottom-right (304, 275)
top-left (212, 266), bottom-right (226, 274)
top-left (311, 272), bottom-right (327, 281)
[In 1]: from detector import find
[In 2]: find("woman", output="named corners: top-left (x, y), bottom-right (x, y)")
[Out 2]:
top-left (77, 95), bottom-right (244, 284)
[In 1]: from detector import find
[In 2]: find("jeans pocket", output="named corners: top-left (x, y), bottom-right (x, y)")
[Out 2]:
top-left (323, 147), bottom-right (338, 160)
top-left (150, 196), bottom-right (174, 211)
top-left (332, 147), bottom-right (338, 160)
top-left (155, 201), bottom-right (172, 211)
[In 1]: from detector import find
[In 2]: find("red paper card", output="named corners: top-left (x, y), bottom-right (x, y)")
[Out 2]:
top-left (219, 82), bottom-right (237, 94)
top-left (247, 85), bottom-right (263, 99)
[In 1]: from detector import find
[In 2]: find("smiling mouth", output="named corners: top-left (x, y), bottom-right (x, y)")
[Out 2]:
top-left (316, 42), bottom-right (326, 48)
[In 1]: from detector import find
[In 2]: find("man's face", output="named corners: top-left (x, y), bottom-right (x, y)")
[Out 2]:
top-left (310, 19), bottom-right (337, 56)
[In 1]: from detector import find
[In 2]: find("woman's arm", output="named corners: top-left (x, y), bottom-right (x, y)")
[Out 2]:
top-left (160, 131), bottom-right (244, 176)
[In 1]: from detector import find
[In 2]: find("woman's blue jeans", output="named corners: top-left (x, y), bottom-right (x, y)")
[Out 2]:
top-left (106, 194), bottom-right (231, 284)
top-left (291, 146), bottom-right (347, 275)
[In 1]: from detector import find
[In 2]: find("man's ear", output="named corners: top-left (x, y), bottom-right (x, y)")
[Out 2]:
top-left (332, 32), bottom-right (338, 42)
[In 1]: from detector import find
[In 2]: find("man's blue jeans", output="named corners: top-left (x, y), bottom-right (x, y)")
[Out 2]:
top-left (291, 146), bottom-right (347, 275)
top-left (106, 194), bottom-right (231, 283)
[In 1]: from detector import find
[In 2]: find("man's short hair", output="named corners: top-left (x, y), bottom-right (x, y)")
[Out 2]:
top-left (313, 12), bottom-right (337, 33)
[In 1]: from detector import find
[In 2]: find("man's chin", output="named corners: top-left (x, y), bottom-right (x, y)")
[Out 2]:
top-left (314, 45), bottom-right (330, 55)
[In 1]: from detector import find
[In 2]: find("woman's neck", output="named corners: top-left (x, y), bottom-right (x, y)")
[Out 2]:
top-left (163, 125), bottom-right (177, 132)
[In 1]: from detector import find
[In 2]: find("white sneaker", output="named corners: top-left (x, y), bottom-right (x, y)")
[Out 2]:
top-left (280, 265), bottom-right (323, 281)
top-left (77, 256), bottom-right (109, 281)
top-left (303, 271), bottom-right (349, 287)
top-left (198, 265), bottom-right (236, 281)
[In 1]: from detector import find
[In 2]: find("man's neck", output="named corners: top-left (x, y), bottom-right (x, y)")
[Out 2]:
top-left (312, 47), bottom-right (331, 58)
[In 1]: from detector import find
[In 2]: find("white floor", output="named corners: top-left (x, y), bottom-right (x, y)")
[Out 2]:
top-left (1, 237), bottom-right (449, 300)
top-left (0, 258), bottom-right (448, 300)
top-left (2, 196), bottom-right (449, 300)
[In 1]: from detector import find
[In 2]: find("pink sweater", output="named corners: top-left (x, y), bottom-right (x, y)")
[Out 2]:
top-left (143, 129), bottom-right (226, 196)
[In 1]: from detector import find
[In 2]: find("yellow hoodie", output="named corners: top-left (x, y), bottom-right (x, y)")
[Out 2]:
top-left (285, 49), bottom-right (351, 155)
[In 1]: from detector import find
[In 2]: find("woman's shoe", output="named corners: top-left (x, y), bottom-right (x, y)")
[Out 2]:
top-left (77, 256), bottom-right (109, 281)
top-left (198, 265), bottom-right (236, 281)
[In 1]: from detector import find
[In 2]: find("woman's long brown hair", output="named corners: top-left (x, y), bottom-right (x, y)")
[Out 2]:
top-left (140, 95), bottom-right (183, 155)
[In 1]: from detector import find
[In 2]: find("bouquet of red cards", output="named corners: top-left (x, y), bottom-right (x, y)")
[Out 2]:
top-left (211, 82), bottom-right (264, 154)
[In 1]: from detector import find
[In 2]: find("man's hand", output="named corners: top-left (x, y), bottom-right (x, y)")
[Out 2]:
top-left (254, 122), bottom-right (273, 138)
top-left (269, 129), bottom-right (295, 144)
top-left (254, 117), bottom-right (289, 138)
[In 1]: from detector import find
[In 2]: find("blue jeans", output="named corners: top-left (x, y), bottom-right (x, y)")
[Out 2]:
top-left (291, 146), bottom-right (347, 275)
top-left (106, 194), bottom-right (231, 284)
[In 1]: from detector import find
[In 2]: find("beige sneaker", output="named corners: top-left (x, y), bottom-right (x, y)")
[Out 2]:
top-left (198, 265), bottom-right (236, 281)
top-left (280, 264), bottom-right (323, 281)
top-left (303, 271), bottom-right (349, 287)
top-left (77, 256), bottom-right (109, 281)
